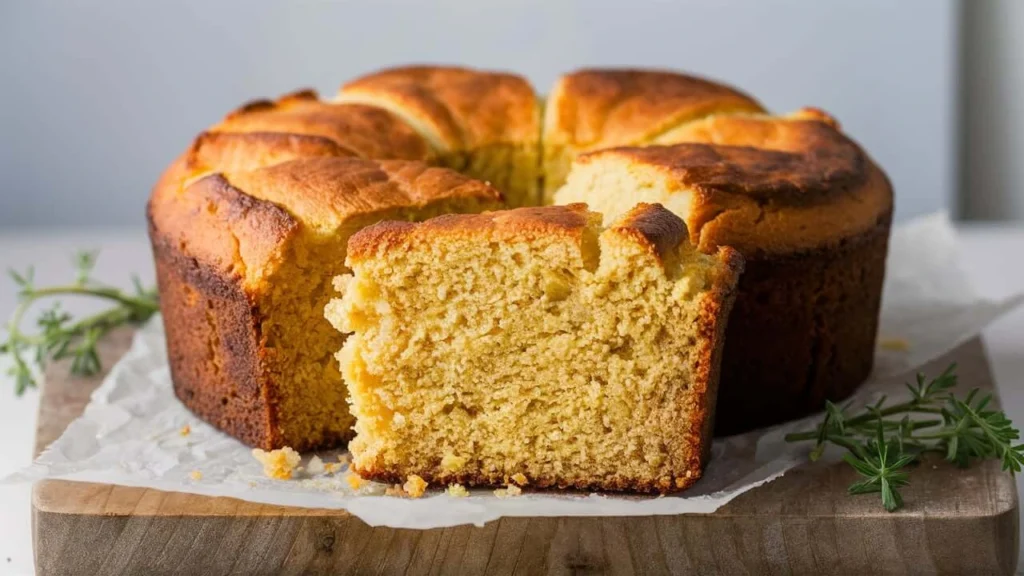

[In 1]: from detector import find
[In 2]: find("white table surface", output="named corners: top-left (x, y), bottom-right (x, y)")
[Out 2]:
top-left (1, 224), bottom-right (1023, 575)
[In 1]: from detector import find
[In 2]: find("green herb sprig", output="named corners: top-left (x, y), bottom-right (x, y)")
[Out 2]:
top-left (0, 251), bottom-right (159, 394)
top-left (785, 363), bottom-right (1024, 511)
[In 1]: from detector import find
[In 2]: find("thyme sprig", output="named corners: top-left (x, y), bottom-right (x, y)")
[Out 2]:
top-left (0, 251), bottom-right (159, 394)
top-left (785, 363), bottom-right (1024, 511)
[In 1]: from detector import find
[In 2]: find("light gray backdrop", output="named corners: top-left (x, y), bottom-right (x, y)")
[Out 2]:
top-left (0, 0), bottom-right (958, 228)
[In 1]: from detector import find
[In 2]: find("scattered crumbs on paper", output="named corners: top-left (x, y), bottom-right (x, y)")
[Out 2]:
top-left (403, 475), bottom-right (428, 498)
top-left (879, 337), bottom-right (911, 352)
top-left (252, 447), bottom-right (301, 480)
top-left (189, 470), bottom-right (202, 481)
top-left (179, 424), bottom-right (191, 437)
top-left (346, 473), bottom-right (364, 490)
top-left (510, 473), bottom-right (528, 486)
top-left (306, 455), bottom-right (325, 475)
top-left (447, 484), bottom-right (469, 497)
top-left (494, 484), bottom-right (522, 498)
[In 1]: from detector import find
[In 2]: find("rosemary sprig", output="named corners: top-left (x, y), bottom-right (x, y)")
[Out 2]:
top-left (786, 363), bottom-right (1024, 511)
top-left (0, 251), bottom-right (159, 394)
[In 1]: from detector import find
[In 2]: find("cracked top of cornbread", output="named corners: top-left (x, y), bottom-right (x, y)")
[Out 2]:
top-left (149, 157), bottom-right (503, 292)
top-left (555, 110), bottom-right (893, 256)
top-left (337, 65), bottom-right (540, 153)
top-left (544, 69), bottom-right (766, 151)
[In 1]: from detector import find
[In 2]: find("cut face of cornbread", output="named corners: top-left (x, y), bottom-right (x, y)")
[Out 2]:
top-left (325, 204), bottom-right (742, 493)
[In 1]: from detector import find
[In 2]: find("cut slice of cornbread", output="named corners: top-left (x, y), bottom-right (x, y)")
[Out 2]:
top-left (325, 204), bottom-right (743, 493)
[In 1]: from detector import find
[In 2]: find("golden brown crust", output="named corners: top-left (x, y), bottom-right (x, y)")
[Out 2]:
top-left (714, 218), bottom-right (890, 436)
top-left (221, 157), bottom-right (502, 236)
top-left (346, 203), bottom-right (597, 262)
top-left (213, 89), bottom-right (432, 162)
top-left (337, 65), bottom-right (540, 152)
top-left (576, 115), bottom-right (893, 256)
top-left (544, 69), bottom-right (765, 150)
top-left (186, 131), bottom-right (359, 179)
top-left (606, 203), bottom-right (688, 262)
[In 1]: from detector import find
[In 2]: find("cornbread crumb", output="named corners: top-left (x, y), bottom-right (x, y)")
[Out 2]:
top-left (494, 485), bottom-right (522, 498)
top-left (403, 474), bottom-right (428, 498)
top-left (329, 204), bottom-right (741, 493)
top-left (879, 337), bottom-right (911, 352)
top-left (440, 453), bottom-right (468, 472)
top-left (385, 484), bottom-right (406, 497)
top-left (252, 447), bottom-right (302, 480)
top-left (324, 462), bottom-right (342, 474)
top-left (346, 473), bottom-right (364, 490)
top-left (447, 484), bottom-right (469, 497)
top-left (179, 424), bottom-right (191, 437)
top-left (189, 470), bottom-right (202, 481)
top-left (306, 455), bottom-right (325, 475)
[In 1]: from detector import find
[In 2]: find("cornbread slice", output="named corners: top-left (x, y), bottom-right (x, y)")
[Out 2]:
top-left (337, 65), bottom-right (542, 207)
top-left (552, 111), bottom-right (893, 435)
top-left (326, 204), bottom-right (743, 493)
top-left (541, 69), bottom-right (765, 199)
top-left (148, 156), bottom-right (502, 451)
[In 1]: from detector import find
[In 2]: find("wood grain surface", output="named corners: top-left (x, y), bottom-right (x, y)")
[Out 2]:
top-left (31, 330), bottom-right (1019, 575)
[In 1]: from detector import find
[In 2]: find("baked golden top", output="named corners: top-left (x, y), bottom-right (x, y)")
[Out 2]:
top-left (208, 89), bottom-right (432, 162)
top-left (544, 69), bottom-right (766, 150)
top-left (562, 111), bottom-right (892, 255)
top-left (347, 202), bottom-right (696, 266)
top-left (337, 65), bottom-right (540, 153)
top-left (149, 156), bottom-right (502, 290)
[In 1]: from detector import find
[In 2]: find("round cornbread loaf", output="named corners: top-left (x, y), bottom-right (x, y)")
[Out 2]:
top-left (150, 65), bottom-right (891, 451)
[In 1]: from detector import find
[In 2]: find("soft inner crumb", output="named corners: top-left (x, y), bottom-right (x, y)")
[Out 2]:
top-left (403, 474), bottom-right (428, 498)
top-left (447, 484), bottom-right (469, 497)
top-left (252, 447), bottom-right (302, 480)
top-left (494, 484), bottom-right (522, 498)
top-left (327, 208), bottom-right (727, 491)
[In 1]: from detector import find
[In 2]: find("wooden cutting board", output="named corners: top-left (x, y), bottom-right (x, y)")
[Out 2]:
top-left (31, 330), bottom-right (1019, 575)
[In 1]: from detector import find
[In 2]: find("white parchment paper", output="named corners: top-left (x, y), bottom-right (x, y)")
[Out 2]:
top-left (7, 213), bottom-right (1023, 529)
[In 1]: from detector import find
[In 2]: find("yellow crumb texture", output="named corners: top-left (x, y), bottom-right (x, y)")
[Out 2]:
top-left (327, 205), bottom-right (737, 492)
top-left (179, 424), bottom-right (191, 437)
top-left (447, 484), bottom-right (469, 497)
top-left (403, 474), bottom-right (428, 498)
top-left (189, 470), bottom-right (202, 481)
top-left (346, 473), bottom-right (364, 490)
top-left (252, 447), bottom-right (302, 480)
top-left (494, 485), bottom-right (522, 498)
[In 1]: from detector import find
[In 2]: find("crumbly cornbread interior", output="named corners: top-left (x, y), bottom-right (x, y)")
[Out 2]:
top-left (325, 205), bottom-right (733, 491)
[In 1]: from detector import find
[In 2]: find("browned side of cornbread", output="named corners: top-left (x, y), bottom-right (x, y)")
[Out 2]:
top-left (338, 204), bottom-right (743, 492)
top-left (715, 216), bottom-right (890, 435)
top-left (147, 158), bottom-right (299, 449)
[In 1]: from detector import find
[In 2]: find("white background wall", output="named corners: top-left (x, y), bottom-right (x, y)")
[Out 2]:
top-left (0, 0), bottom-right (959, 227)
top-left (961, 0), bottom-right (1024, 221)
